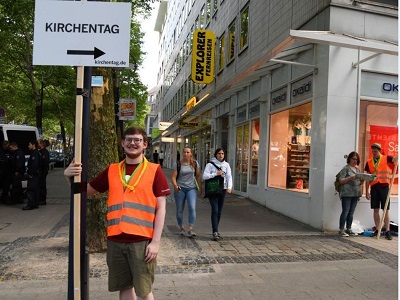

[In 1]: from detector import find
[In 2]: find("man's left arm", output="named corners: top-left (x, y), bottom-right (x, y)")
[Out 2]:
top-left (145, 196), bottom-right (166, 263)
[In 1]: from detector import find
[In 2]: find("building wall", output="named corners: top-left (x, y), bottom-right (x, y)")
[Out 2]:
top-left (154, 0), bottom-right (398, 231)
top-left (252, 6), bottom-right (398, 230)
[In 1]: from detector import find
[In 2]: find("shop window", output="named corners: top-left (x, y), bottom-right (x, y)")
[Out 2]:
top-left (358, 101), bottom-right (398, 195)
top-left (268, 103), bottom-right (312, 192)
top-left (239, 5), bottom-right (249, 52)
top-left (200, 6), bottom-right (205, 29)
top-left (213, 0), bottom-right (218, 15)
top-left (206, 0), bottom-right (211, 25)
top-left (235, 124), bottom-right (249, 192)
top-left (249, 119), bottom-right (259, 185)
top-left (228, 21), bottom-right (235, 61)
top-left (218, 34), bottom-right (225, 71)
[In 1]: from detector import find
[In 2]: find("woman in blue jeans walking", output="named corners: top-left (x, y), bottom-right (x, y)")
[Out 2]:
top-left (171, 147), bottom-right (202, 237)
top-left (338, 151), bottom-right (364, 237)
top-left (203, 148), bottom-right (233, 241)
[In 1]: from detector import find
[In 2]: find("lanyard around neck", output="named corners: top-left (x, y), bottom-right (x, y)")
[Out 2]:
top-left (118, 156), bottom-right (148, 192)
top-left (373, 155), bottom-right (381, 169)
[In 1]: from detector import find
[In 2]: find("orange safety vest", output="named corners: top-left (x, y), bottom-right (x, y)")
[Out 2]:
top-left (106, 161), bottom-right (158, 238)
top-left (367, 155), bottom-right (391, 186)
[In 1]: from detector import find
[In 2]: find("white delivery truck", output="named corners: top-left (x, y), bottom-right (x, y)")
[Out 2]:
top-left (0, 124), bottom-right (40, 188)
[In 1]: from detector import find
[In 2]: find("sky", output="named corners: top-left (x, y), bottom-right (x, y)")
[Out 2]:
top-left (138, 4), bottom-right (159, 89)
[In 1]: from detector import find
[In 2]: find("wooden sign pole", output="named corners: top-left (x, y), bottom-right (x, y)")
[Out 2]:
top-left (377, 160), bottom-right (398, 239)
top-left (73, 66), bottom-right (84, 298)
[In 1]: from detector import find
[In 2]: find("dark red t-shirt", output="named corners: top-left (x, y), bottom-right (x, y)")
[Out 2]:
top-left (90, 163), bottom-right (170, 243)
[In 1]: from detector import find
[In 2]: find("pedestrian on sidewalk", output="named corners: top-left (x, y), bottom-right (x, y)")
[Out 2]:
top-left (203, 148), bottom-right (232, 241)
top-left (152, 149), bottom-right (159, 164)
top-left (158, 150), bottom-right (164, 168)
top-left (64, 126), bottom-right (170, 300)
top-left (9, 142), bottom-right (25, 204)
top-left (171, 146), bottom-right (202, 237)
top-left (0, 140), bottom-right (12, 204)
top-left (23, 141), bottom-right (40, 210)
top-left (38, 139), bottom-right (50, 205)
top-left (365, 143), bottom-right (397, 240)
top-left (337, 151), bottom-right (363, 237)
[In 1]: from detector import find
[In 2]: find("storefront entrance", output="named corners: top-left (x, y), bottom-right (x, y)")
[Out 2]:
top-left (235, 124), bottom-right (249, 193)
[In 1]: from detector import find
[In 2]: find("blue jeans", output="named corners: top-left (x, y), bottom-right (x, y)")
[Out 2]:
top-left (339, 197), bottom-right (359, 230)
top-left (209, 189), bottom-right (227, 233)
top-left (174, 187), bottom-right (197, 227)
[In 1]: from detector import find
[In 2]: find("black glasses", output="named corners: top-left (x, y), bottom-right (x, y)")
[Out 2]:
top-left (125, 138), bottom-right (143, 144)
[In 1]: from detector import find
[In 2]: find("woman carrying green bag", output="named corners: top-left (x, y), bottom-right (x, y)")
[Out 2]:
top-left (202, 148), bottom-right (233, 241)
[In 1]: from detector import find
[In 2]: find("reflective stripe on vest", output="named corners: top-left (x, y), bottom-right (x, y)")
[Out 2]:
top-left (107, 202), bottom-right (156, 214)
top-left (367, 155), bottom-right (391, 186)
top-left (106, 162), bottom-right (159, 238)
top-left (108, 215), bottom-right (154, 229)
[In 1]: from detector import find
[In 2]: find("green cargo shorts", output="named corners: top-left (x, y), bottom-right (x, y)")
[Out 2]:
top-left (107, 239), bottom-right (156, 297)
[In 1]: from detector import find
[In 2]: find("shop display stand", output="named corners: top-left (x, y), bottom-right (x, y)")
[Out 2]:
top-left (287, 143), bottom-right (310, 189)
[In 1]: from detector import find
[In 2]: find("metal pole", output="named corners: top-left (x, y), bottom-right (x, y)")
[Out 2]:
top-left (80, 66), bottom-right (92, 299)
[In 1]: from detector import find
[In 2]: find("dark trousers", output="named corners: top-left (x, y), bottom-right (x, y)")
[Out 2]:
top-left (208, 189), bottom-right (227, 233)
top-left (1, 175), bottom-right (11, 203)
top-left (159, 159), bottom-right (164, 167)
top-left (27, 175), bottom-right (40, 208)
top-left (39, 170), bottom-right (48, 204)
top-left (11, 174), bottom-right (23, 204)
top-left (339, 196), bottom-right (359, 230)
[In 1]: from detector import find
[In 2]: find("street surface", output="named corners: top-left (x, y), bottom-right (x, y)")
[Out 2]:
top-left (0, 168), bottom-right (397, 299)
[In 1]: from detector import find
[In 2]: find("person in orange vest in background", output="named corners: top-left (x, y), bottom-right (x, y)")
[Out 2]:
top-left (365, 143), bottom-right (397, 240)
top-left (64, 126), bottom-right (170, 300)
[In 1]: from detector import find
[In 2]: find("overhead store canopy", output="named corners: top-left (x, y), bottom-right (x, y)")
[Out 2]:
top-left (290, 30), bottom-right (398, 56)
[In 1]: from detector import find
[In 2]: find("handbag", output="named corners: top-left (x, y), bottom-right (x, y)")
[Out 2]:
top-left (204, 162), bottom-right (224, 198)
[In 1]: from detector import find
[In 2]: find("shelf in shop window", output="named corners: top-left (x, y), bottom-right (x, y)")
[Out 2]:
top-left (287, 166), bottom-right (308, 169)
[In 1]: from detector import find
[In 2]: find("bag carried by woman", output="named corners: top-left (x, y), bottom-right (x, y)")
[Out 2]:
top-left (204, 162), bottom-right (224, 198)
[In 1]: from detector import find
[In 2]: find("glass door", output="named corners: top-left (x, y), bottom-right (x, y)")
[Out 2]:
top-left (235, 123), bottom-right (249, 193)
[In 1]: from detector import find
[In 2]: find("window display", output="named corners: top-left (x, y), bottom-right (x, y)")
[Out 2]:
top-left (268, 103), bottom-right (312, 192)
top-left (235, 124), bottom-right (249, 192)
top-left (250, 119), bottom-right (259, 185)
top-left (358, 101), bottom-right (398, 195)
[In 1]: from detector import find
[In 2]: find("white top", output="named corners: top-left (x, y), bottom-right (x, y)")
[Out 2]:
top-left (202, 157), bottom-right (233, 190)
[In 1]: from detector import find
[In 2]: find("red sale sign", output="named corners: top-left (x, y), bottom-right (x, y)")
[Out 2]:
top-left (369, 125), bottom-right (398, 156)
top-left (369, 125), bottom-right (398, 184)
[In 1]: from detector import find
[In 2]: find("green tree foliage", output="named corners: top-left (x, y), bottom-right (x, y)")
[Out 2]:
top-left (0, 0), bottom-right (77, 140)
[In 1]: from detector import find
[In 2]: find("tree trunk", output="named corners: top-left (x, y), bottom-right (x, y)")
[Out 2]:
top-left (86, 68), bottom-right (119, 252)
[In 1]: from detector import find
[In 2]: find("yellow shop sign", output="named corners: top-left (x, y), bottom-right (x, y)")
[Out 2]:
top-left (191, 29), bottom-right (215, 84)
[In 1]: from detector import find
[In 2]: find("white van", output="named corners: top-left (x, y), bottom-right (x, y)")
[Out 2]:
top-left (0, 124), bottom-right (40, 188)
top-left (0, 124), bottom-right (39, 156)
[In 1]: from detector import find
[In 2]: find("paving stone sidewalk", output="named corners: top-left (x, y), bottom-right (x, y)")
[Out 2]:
top-left (0, 169), bottom-right (397, 299)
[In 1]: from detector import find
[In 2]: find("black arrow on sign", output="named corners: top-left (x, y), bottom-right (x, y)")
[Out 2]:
top-left (67, 47), bottom-right (105, 59)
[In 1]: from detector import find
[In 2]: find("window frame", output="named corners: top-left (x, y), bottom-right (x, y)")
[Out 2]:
top-left (239, 4), bottom-right (249, 53)
top-left (228, 20), bottom-right (236, 62)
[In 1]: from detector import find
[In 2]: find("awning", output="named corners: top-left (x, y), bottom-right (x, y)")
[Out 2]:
top-left (290, 30), bottom-right (398, 56)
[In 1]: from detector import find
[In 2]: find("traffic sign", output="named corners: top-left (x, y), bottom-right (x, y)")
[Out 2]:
top-left (33, 0), bottom-right (131, 67)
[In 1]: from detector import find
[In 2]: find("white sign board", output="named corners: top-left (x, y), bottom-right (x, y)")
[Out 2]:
top-left (159, 122), bottom-right (173, 131)
top-left (33, 0), bottom-right (131, 67)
